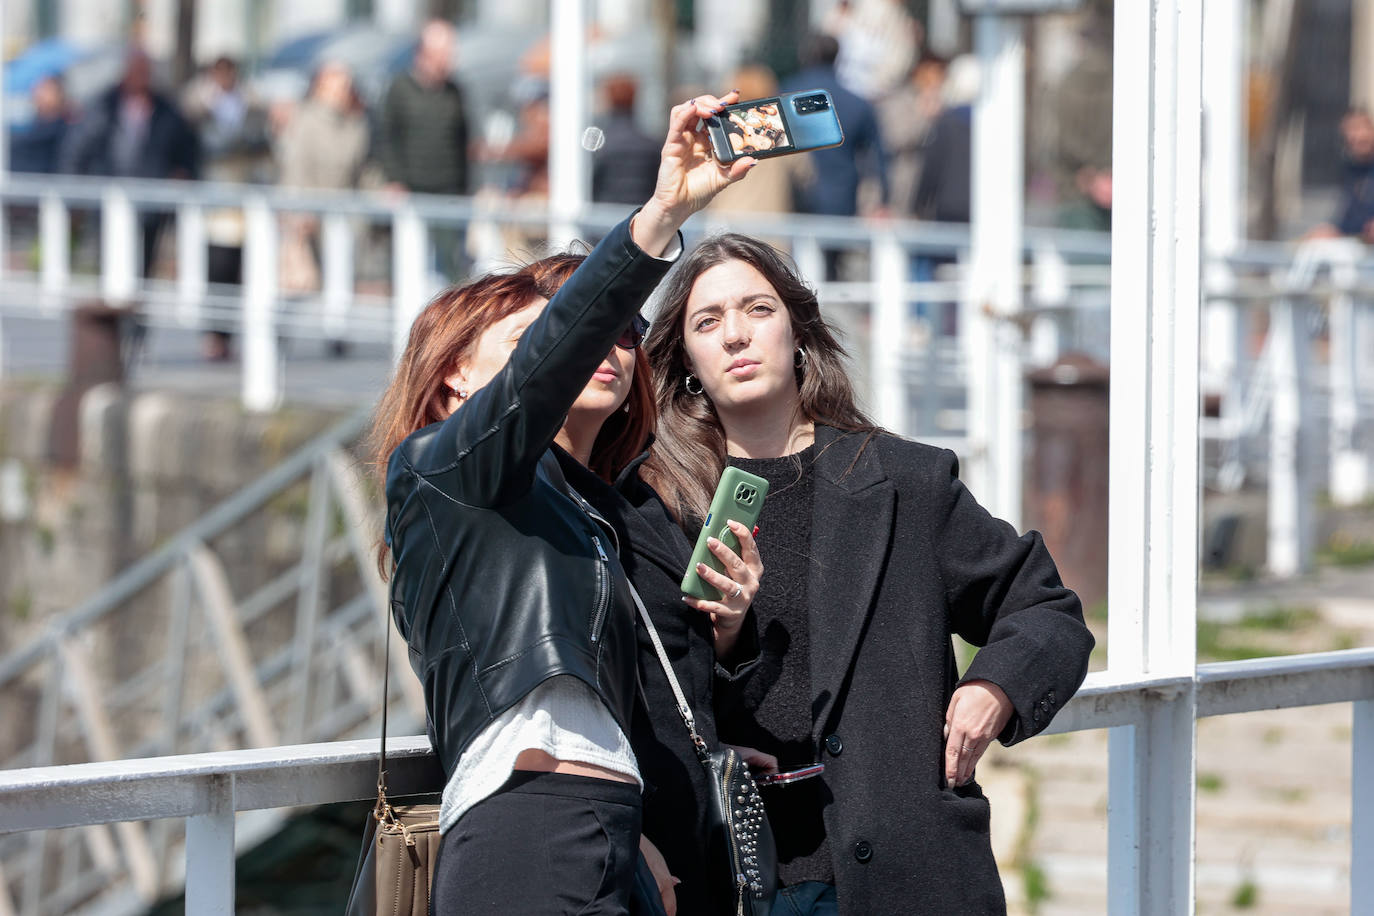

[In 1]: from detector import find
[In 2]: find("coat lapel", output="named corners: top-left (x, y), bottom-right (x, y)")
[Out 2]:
top-left (807, 428), bottom-right (896, 737)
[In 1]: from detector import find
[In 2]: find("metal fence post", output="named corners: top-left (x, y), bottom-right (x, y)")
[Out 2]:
top-left (40, 192), bottom-right (70, 312)
top-left (176, 204), bottom-right (207, 328)
top-left (1354, 699), bottom-right (1374, 905)
top-left (969, 12), bottom-right (1025, 529)
top-left (1267, 295), bottom-right (1314, 576)
top-left (185, 774), bottom-right (236, 916)
top-left (392, 206), bottom-right (429, 361)
top-left (322, 212), bottom-right (353, 340)
top-left (100, 187), bottom-right (139, 305)
top-left (871, 232), bottom-right (907, 432)
top-left (1328, 251), bottom-right (1368, 506)
top-left (1107, 0), bottom-right (1203, 912)
top-left (242, 197), bottom-right (280, 411)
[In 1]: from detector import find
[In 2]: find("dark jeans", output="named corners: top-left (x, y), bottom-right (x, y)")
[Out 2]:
top-left (431, 771), bottom-right (663, 916)
top-left (773, 881), bottom-right (839, 916)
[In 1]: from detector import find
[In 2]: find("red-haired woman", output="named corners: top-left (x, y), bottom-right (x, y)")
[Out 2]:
top-left (373, 96), bottom-right (764, 915)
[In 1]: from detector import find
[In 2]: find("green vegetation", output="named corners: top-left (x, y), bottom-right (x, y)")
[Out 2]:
top-left (1318, 532), bottom-right (1374, 567)
top-left (9, 587), bottom-right (32, 621)
top-left (1196, 604), bottom-right (1339, 662)
top-left (1021, 860), bottom-right (1050, 910)
top-left (1230, 878), bottom-right (1259, 909)
top-left (1197, 772), bottom-right (1225, 793)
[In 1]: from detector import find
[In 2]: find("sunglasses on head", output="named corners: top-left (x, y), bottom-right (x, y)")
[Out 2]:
top-left (616, 313), bottom-right (649, 350)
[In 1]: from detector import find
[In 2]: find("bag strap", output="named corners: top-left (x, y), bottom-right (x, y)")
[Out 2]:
top-left (624, 565), bottom-right (711, 761)
top-left (374, 594), bottom-right (395, 821)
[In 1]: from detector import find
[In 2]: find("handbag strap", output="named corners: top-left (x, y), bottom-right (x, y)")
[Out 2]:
top-left (375, 594), bottom-right (394, 819)
top-left (624, 575), bottom-right (711, 761)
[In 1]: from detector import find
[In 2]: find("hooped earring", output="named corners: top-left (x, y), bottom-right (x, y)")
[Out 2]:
top-left (794, 346), bottom-right (808, 370)
top-left (684, 374), bottom-right (704, 395)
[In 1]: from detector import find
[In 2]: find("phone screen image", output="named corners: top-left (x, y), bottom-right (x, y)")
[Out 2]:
top-left (722, 99), bottom-right (793, 157)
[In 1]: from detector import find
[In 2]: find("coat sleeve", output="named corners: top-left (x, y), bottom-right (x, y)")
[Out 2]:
top-left (930, 449), bottom-right (1094, 745)
top-left (397, 214), bottom-right (676, 507)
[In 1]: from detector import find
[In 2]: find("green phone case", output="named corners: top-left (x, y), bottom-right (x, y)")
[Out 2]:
top-left (680, 466), bottom-right (770, 601)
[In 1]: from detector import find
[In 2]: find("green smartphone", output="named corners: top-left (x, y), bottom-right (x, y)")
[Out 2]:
top-left (680, 467), bottom-right (769, 601)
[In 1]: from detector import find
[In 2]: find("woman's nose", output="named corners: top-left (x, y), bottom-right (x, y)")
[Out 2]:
top-left (722, 312), bottom-right (750, 345)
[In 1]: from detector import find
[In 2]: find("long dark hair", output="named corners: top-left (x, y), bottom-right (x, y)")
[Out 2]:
top-left (641, 233), bottom-right (874, 524)
top-left (371, 253), bottom-right (655, 574)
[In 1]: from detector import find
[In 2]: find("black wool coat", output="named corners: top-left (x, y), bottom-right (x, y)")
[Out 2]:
top-left (715, 425), bottom-right (1094, 915)
top-left (558, 450), bottom-right (733, 916)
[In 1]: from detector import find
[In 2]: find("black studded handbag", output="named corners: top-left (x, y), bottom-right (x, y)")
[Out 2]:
top-left (627, 580), bottom-right (777, 916)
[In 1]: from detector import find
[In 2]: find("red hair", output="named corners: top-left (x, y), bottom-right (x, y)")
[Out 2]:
top-left (370, 254), bottom-right (655, 572)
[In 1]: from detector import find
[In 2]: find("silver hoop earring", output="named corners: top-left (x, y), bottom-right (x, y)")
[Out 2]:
top-left (794, 347), bottom-right (808, 370)
top-left (684, 374), bottom-right (704, 395)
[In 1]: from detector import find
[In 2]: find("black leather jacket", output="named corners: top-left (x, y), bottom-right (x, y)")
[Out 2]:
top-left (384, 216), bottom-right (676, 778)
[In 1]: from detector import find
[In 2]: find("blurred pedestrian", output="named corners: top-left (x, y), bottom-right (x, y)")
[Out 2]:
top-left (181, 56), bottom-right (271, 360)
top-left (784, 33), bottom-right (890, 222)
top-left (590, 74), bottom-right (659, 206)
top-left (879, 54), bottom-right (947, 220)
top-left (1308, 109), bottom-right (1374, 242)
top-left (784, 33), bottom-right (889, 279)
top-left (10, 75), bottom-right (73, 175)
top-left (912, 54), bottom-right (976, 225)
top-left (379, 19), bottom-right (470, 280)
top-left (706, 63), bottom-right (810, 222)
top-left (274, 62), bottom-right (369, 298)
top-left (1051, 21), bottom-right (1113, 232)
top-left (824, 0), bottom-right (920, 101)
top-left (60, 47), bottom-right (201, 278)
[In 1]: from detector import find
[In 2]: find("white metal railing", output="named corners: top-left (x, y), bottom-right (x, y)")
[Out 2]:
top-left (0, 651), bottom-right (1369, 913)
top-left (1, 174), bottom-right (1371, 571)
top-left (0, 407), bottom-right (425, 916)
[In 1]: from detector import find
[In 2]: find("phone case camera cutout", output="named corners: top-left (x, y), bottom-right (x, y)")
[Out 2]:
top-left (705, 89), bottom-right (846, 163)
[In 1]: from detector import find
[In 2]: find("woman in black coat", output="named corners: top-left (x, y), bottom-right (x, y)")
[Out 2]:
top-left (641, 234), bottom-right (1095, 915)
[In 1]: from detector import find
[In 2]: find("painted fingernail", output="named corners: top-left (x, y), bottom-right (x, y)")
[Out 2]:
top-left (707, 537), bottom-right (719, 547)
top-left (752, 525), bottom-right (760, 538)
top-left (697, 562), bottom-right (708, 572)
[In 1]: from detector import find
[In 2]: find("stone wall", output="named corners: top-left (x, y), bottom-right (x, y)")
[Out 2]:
top-left (0, 381), bottom-right (355, 665)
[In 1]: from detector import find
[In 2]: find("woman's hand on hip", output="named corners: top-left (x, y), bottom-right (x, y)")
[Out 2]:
top-left (632, 92), bottom-right (757, 255)
top-left (639, 834), bottom-right (680, 916)
top-left (682, 519), bottom-right (762, 659)
top-left (943, 679), bottom-right (1014, 788)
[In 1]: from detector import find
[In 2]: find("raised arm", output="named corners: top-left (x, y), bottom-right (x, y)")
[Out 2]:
top-left (396, 95), bottom-right (758, 506)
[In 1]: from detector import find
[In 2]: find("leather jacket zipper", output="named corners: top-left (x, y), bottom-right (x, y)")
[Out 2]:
top-left (720, 749), bottom-right (747, 914)
top-left (590, 535), bottom-right (611, 643)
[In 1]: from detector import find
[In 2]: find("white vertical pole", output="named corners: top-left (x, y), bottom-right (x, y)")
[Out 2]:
top-left (1030, 245), bottom-right (1068, 367)
top-left (1267, 295), bottom-right (1313, 576)
top-left (241, 198), bottom-right (280, 412)
top-left (549, 0), bottom-right (589, 246)
top-left (177, 204), bottom-right (207, 328)
top-left (1354, 699), bottom-right (1374, 906)
top-left (1201, 0), bottom-right (1246, 424)
top-left (321, 212), bottom-right (353, 340)
top-left (39, 194), bottom-right (71, 312)
top-left (184, 774), bottom-right (235, 915)
top-left (1107, 0), bottom-right (1202, 912)
top-left (392, 207), bottom-right (430, 361)
top-left (871, 232), bottom-right (907, 432)
top-left (969, 15), bottom-right (1024, 529)
top-left (793, 236), bottom-right (825, 294)
top-left (1328, 248), bottom-right (1368, 506)
top-left (101, 187), bottom-right (139, 305)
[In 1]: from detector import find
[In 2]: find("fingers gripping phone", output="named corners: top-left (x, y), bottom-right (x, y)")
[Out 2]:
top-left (705, 90), bottom-right (845, 163)
top-left (680, 467), bottom-right (769, 601)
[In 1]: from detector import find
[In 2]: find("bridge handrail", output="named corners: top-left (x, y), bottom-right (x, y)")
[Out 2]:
top-left (0, 406), bottom-right (372, 690)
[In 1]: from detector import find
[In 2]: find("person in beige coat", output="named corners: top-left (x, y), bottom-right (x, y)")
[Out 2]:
top-left (273, 62), bottom-right (370, 297)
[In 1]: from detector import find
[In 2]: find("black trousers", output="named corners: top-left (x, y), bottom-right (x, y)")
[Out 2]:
top-left (431, 771), bottom-right (664, 916)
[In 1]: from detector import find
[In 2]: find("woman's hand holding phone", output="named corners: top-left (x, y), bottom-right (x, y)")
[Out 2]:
top-left (682, 519), bottom-right (762, 657)
top-left (632, 92), bottom-right (758, 256)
